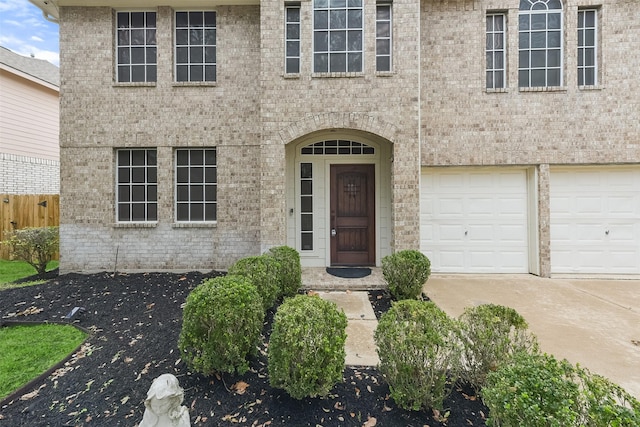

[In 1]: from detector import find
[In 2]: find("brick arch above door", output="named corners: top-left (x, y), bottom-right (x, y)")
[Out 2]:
top-left (277, 112), bottom-right (400, 146)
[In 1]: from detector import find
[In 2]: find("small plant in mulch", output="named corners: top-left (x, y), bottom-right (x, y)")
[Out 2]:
top-left (228, 255), bottom-right (281, 311)
top-left (268, 294), bottom-right (347, 399)
top-left (375, 299), bottom-right (462, 413)
top-left (178, 275), bottom-right (264, 376)
top-left (457, 304), bottom-right (539, 391)
top-left (382, 249), bottom-right (431, 300)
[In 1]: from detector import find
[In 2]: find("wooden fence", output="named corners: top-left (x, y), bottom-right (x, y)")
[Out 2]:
top-left (0, 194), bottom-right (60, 260)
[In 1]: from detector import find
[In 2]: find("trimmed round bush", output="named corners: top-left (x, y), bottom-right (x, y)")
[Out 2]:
top-left (382, 250), bottom-right (431, 300)
top-left (374, 300), bottom-right (461, 412)
top-left (458, 304), bottom-right (539, 391)
top-left (228, 255), bottom-right (281, 311)
top-left (178, 275), bottom-right (264, 376)
top-left (267, 246), bottom-right (302, 298)
top-left (483, 352), bottom-right (582, 427)
top-left (268, 295), bottom-right (347, 399)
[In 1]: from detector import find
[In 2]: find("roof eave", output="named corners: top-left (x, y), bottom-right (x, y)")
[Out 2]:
top-left (28, 0), bottom-right (60, 23)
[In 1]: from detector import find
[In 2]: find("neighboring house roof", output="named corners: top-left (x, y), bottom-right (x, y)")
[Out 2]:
top-left (0, 46), bottom-right (59, 88)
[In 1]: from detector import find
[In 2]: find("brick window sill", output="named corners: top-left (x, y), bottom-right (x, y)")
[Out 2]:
top-left (172, 222), bottom-right (217, 228)
top-left (113, 222), bottom-right (157, 228)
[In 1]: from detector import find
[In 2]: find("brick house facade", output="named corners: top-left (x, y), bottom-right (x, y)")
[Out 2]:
top-left (33, 0), bottom-right (639, 275)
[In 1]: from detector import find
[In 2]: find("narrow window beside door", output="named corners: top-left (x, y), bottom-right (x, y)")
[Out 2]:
top-left (300, 163), bottom-right (313, 250)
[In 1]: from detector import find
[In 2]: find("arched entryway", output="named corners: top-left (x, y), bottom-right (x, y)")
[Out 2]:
top-left (285, 130), bottom-right (393, 268)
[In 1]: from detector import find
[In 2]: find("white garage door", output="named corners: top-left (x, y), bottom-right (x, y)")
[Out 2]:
top-left (550, 167), bottom-right (640, 274)
top-left (421, 168), bottom-right (530, 273)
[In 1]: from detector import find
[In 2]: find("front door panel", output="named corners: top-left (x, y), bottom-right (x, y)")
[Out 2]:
top-left (330, 164), bottom-right (375, 265)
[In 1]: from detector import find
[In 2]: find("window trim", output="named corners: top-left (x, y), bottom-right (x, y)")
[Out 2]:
top-left (174, 148), bottom-right (218, 223)
top-left (174, 10), bottom-right (217, 84)
top-left (577, 8), bottom-right (598, 87)
top-left (486, 12), bottom-right (507, 90)
top-left (285, 3), bottom-right (301, 75)
top-left (375, 2), bottom-right (393, 73)
top-left (518, 0), bottom-right (564, 89)
top-left (115, 148), bottom-right (158, 223)
top-left (114, 10), bottom-right (158, 84)
top-left (312, 0), bottom-right (364, 74)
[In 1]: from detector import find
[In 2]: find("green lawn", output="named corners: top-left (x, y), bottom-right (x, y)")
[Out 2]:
top-left (0, 259), bottom-right (59, 289)
top-left (0, 323), bottom-right (87, 400)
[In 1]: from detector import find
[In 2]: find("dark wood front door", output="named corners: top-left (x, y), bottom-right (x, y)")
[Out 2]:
top-left (330, 164), bottom-right (375, 266)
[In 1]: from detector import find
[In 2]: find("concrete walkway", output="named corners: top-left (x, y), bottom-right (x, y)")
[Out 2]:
top-left (426, 274), bottom-right (640, 399)
top-left (303, 268), bottom-right (384, 366)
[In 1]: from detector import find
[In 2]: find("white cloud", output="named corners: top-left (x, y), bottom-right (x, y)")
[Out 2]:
top-left (0, 0), bottom-right (59, 65)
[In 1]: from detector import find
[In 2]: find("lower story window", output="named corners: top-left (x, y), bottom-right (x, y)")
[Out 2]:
top-left (300, 163), bottom-right (313, 250)
top-left (176, 148), bottom-right (217, 222)
top-left (116, 149), bottom-right (157, 222)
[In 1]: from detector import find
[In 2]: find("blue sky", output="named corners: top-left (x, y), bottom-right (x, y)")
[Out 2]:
top-left (0, 0), bottom-right (59, 66)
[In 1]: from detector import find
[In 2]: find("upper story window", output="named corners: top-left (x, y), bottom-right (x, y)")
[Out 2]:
top-left (313, 0), bottom-right (363, 73)
top-left (577, 9), bottom-right (597, 86)
top-left (285, 4), bottom-right (301, 74)
top-left (116, 11), bottom-right (157, 83)
top-left (486, 13), bottom-right (506, 89)
top-left (175, 11), bottom-right (217, 82)
top-left (175, 149), bottom-right (217, 222)
top-left (116, 149), bottom-right (157, 222)
top-left (518, 0), bottom-right (563, 88)
top-left (375, 2), bottom-right (392, 72)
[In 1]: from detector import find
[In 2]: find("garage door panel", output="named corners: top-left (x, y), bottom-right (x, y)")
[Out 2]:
top-left (608, 197), bottom-right (637, 216)
top-left (421, 168), bottom-right (529, 273)
top-left (550, 167), bottom-right (640, 274)
top-left (439, 198), bottom-right (465, 215)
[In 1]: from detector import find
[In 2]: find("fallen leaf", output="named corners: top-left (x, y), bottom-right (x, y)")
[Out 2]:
top-left (232, 381), bottom-right (249, 395)
top-left (20, 384), bottom-right (46, 400)
top-left (334, 401), bottom-right (345, 410)
top-left (462, 392), bottom-right (477, 401)
top-left (121, 396), bottom-right (129, 404)
top-left (362, 416), bottom-right (377, 426)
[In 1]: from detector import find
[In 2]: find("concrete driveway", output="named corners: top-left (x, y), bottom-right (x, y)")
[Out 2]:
top-left (425, 274), bottom-right (640, 399)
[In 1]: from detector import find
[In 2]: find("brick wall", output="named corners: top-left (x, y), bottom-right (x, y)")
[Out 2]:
top-left (0, 153), bottom-right (59, 194)
top-left (59, 6), bottom-right (261, 272)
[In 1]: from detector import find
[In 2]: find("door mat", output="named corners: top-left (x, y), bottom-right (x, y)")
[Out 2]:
top-left (326, 267), bottom-right (371, 279)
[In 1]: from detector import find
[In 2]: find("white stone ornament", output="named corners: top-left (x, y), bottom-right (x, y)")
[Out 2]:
top-left (139, 374), bottom-right (190, 427)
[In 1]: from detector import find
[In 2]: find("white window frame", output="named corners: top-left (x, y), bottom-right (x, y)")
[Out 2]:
top-left (375, 2), bottom-right (392, 72)
top-left (175, 148), bottom-right (217, 222)
top-left (175, 10), bottom-right (217, 82)
top-left (285, 4), bottom-right (301, 74)
top-left (486, 13), bottom-right (506, 89)
top-left (115, 11), bottom-right (157, 83)
top-left (313, 0), bottom-right (364, 73)
top-left (518, 0), bottom-right (564, 88)
top-left (577, 9), bottom-right (598, 86)
top-left (116, 149), bottom-right (158, 222)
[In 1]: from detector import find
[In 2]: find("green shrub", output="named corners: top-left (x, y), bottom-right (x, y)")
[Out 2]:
top-left (178, 275), bottom-right (264, 376)
top-left (483, 352), bottom-right (582, 427)
top-left (228, 255), bottom-right (281, 311)
top-left (2, 226), bottom-right (59, 275)
top-left (458, 304), bottom-right (539, 391)
top-left (484, 351), bottom-right (640, 427)
top-left (578, 370), bottom-right (640, 427)
top-left (374, 300), bottom-right (461, 412)
top-left (382, 250), bottom-right (431, 300)
top-left (266, 246), bottom-right (302, 298)
top-left (268, 295), bottom-right (347, 399)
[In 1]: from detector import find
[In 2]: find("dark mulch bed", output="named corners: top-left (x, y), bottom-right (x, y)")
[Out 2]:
top-left (0, 271), bottom-right (488, 426)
